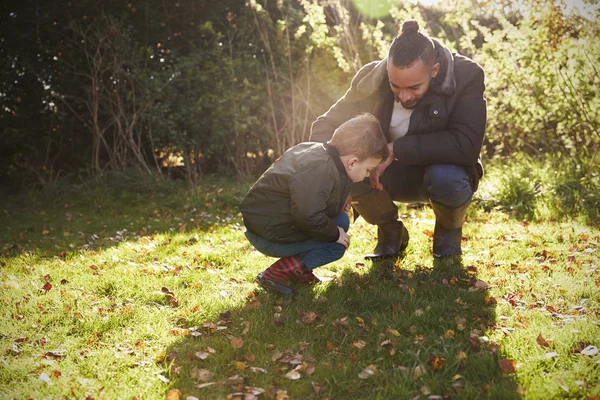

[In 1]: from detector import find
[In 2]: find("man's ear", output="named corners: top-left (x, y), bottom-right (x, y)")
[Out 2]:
top-left (431, 62), bottom-right (441, 78)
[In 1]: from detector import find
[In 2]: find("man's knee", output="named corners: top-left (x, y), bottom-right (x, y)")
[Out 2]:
top-left (425, 164), bottom-right (473, 208)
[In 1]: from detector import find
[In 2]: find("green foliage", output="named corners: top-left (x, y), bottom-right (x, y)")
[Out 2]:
top-left (476, 1), bottom-right (600, 160)
top-left (1, 0), bottom-right (598, 194)
top-left (476, 153), bottom-right (600, 222)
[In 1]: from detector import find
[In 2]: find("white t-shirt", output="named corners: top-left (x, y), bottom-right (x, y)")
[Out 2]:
top-left (388, 100), bottom-right (414, 140)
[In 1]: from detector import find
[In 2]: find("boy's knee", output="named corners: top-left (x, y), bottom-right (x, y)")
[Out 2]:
top-left (425, 164), bottom-right (472, 208)
top-left (334, 212), bottom-right (350, 232)
top-left (330, 243), bottom-right (347, 262)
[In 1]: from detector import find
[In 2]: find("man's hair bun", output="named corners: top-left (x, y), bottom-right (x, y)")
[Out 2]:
top-left (401, 20), bottom-right (419, 35)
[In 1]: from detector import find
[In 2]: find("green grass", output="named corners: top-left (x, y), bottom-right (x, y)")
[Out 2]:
top-left (1, 175), bottom-right (599, 399)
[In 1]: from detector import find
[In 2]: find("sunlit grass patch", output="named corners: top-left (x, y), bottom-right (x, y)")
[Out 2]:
top-left (0, 176), bottom-right (598, 399)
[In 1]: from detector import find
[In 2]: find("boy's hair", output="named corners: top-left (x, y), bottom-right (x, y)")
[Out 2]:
top-left (389, 20), bottom-right (436, 68)
top-left (329, 113), bottom-right (389, 161)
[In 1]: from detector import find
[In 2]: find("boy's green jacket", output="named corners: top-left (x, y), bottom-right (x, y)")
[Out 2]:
top-left (240, 142), bottom-right (351, 244)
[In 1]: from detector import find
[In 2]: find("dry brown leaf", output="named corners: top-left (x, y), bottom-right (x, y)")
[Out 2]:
top-left (165, 389), bottom-right (181, 400)
top-left (231, 338), bottom-right (244, 349)
top-left (429, 356), bottom-right (447, 370)
top-left (536, 333), bottom-right (550, 348)
top-left (499, 359), bottom-right (516, 373)
top-left (190, 367), bottom-right (213, 382)
top-left (352, 340), bottom-right (367, 349)
top-left (302, 312), bottom-right (318, 324)
top-left (312, 382), bottom-right (325, 395)
top-left (413, 364), bottom-right (426, 379)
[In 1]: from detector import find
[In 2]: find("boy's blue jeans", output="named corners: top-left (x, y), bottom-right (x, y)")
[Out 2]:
top-left (244, 212), bottom-right (350, 271)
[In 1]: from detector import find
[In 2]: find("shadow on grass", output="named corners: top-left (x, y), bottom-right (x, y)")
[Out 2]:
top-left (162, 257), bottom-right (520, 399)
top-left (0, 181), bottom-right (248, 261)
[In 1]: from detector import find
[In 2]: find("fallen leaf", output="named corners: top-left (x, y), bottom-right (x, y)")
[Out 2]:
top-left (303, 363), bottom-right (315, 375)
top-left (190, 367), bottom-right (213, 382)
top-left (42, 282), bottom-right (53, 292)
top-left (358, 364), bottom-right (377, 379)
top-left (195, 352), bottom-right (209, 360)
top-left (429, 356), bottom-right (447, 370)
top-left (302, 312), bottom-right (318, 324)
top-left (413, 364), bottom-right (426, 379)
top-left (581, 346), bottom-right (599, 356)
top-left (484, 296), bottom-right (497, 305)
top-left (232, 361), bottom-right (246, 371)
top-left (536, 333), bottom-right (550, 348)
top-left (196, 382), bottom-right (216, 389)
top-left (250, 367), bottom-right (268, 374)
top-left (332, 317), bottom-right (349, 327)
top-left (40, 372), bottom-right (52, 385)
top-left (545, 352), bottom-right (559, 359)
top-left (165, 389), bottom-right (181, 400)
top-left (158, 374), bottom-right (170, 383)
top-left (312, 382), bottom-right (325, 395)
top-left (285, 370), bottom-right (301, 380)
top-left (499, 359), bottom-right (516, 373)
top-left (352, 340), bottom-right (367, 349)
top-left (275, 391), bottom-right (290, 400)
top-left (231, 338), bottom-right (244, 349)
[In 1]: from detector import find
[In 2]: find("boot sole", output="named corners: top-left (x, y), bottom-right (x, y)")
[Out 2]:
top-left (256, 274), bottom-right (296, 296)
top-left (364, 241), bottom-right (409, 261)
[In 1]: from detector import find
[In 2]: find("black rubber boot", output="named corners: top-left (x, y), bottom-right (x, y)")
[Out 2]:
top-left (430, 201), bottom-right (469, 258)
top-left (351, 190), bottom-right (409, 260)
top-left (364, 220), bottom-right (409, 261)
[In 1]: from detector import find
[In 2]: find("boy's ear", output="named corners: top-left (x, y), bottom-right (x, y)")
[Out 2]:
top-left (347, 156), bottom-right (360, 170)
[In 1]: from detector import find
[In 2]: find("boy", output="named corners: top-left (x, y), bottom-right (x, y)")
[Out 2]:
top-left (240, 113), bottom-right (389, 295)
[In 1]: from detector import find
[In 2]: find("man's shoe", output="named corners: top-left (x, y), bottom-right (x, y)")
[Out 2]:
top-left (430, 201), bottom-right (469, 257)
top-left (365, 220), bottom-right (409, 261)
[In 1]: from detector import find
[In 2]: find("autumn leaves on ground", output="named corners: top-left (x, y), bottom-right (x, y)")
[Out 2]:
top-left (1, 178), bottom-right (599, 400)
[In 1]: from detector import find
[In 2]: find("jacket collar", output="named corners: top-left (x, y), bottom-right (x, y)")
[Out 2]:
top-left (325, 143), bottom-right (349, 178)
top-left (355, 38), bottom-right (456, 98)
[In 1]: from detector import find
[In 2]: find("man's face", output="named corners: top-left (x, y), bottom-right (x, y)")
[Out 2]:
top-left (387, 59), bottom-right (440, 109)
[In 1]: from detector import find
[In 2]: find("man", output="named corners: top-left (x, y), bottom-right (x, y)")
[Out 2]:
top-left (310, 20), bottom-right (486, 259)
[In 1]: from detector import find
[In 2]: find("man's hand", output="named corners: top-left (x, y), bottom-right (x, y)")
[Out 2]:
top-left (336, 226), bottom-right (350, 249)
top-left (370, 142), bottom-right (395, 191)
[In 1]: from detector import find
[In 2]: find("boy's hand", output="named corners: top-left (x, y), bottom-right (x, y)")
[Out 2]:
top-left (343, 195), bottom-right (352, 212)
top-left (336, 226), bottom-right (350, 249)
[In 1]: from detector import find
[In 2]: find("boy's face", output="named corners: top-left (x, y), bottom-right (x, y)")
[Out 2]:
top-left (346, 156), bottom-right (382, 183)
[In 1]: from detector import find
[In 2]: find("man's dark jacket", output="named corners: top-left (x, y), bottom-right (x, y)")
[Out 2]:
top-left (310, 39), bottom-right (486, 187)
top-left (240, 143), bottom-right (351, 244)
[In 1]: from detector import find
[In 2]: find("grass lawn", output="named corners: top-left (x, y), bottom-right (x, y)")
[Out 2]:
top-left (1, 177), bottom-right (599, 399)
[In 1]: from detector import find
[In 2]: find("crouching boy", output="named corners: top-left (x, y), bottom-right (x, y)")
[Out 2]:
top-left (239, 113), bottom-right (389, 295)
